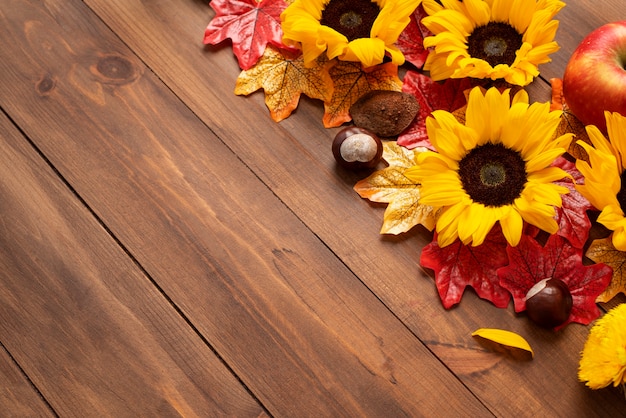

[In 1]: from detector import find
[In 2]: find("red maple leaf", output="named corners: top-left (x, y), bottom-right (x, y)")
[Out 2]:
top-left (421, 226), bottom-right (511, 309)
top-left (396, 4), bottom-right (432, 69)
top-left (204, 0), bottom-right (294, 70)
top-left (498, 234), bottom-right (612, 330)
top-left (552, 157), bottom-right (593, 249)
top-left (398, 71), bottom-right (472, 149)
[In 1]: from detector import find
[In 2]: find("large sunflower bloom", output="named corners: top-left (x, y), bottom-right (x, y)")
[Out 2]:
top-left (281, 0), bottom-right (421, 68)
top-left (406, 87), bottom-right (571, 247)
top-left (579, 303), bottom-right (626, 390)
top-left (421, 0), bottom-right (564, 86)
top-left (575, 112), bottom-right (626, 251)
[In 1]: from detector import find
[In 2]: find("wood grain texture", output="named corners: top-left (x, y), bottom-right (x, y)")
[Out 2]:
top-left (0, 0), bottom-right (491, 416)
top-left (0, 345), bottom-right (54, 417)
top-left (1, 0), bottom-right (625, 416)
top-left (0, 109), bottom-right (264, 415)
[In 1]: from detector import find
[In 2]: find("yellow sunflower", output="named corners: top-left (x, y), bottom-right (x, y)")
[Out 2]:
top-left (421, 0), bottom-right (564, 86)
top-left (280, 0), bottom-right (421, 68)
top-left (405, 86), bottom-right (571, 247)
top-left (579, 303), bottom-right (626, 390)
top-left (575, 112), bottom-right (626, 251)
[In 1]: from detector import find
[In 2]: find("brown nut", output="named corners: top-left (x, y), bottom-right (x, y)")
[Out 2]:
top-left (332, 126), bottom-right (383, 170)
top-left (525, 278), bottom-right (573, 328)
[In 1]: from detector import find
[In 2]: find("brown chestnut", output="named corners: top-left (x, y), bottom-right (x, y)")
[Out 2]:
top-left (525, 278), bottom-right (573, 328)
top-left (332, 126), bottom-right (383, 170)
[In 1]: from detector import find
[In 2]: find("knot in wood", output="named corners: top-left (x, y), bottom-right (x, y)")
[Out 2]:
top-left (94, 55), bottom-right (137, 85)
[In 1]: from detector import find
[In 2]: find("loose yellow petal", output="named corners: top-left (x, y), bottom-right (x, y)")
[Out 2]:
top-left (472, 328), bottom-right (534, 360)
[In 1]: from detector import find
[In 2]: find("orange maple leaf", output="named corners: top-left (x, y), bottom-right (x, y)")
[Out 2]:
top-left (235, 46), bottom-right (333, 122)
top-left (550, 78), bottom-right (591, 162)
top-left (354, 142), bottom-right (437, 234)
top-left (323, 61), bottom-right (402, 128)
top-left (585, 237), bottom-right (625, 302)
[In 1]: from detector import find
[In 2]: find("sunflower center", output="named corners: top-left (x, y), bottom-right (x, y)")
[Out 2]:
top-left (467, 22), bottom-right (523, 67)
top-left (616, 171), bottom-right (626, 213)
top-left (320, 0), bottom-right (381, 41)
top-left (458, 142), bottom-right (527, 207)
top-left (480, 162), bottom-right (507, 186)
top-left (340, 11), bottom-right (362, 29)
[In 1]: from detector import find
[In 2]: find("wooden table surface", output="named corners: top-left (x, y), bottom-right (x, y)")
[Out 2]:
top-left (2, 0), bottom-right (626, 416)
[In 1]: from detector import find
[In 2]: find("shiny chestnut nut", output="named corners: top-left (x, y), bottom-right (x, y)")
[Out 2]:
top-left (525, 278), bottom-right (573, 328)
top-left (332, 126), bottom-right (383, 170)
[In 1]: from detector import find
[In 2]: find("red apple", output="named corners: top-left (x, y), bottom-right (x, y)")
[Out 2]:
top-left (562, 21), bottom-right (626, 133)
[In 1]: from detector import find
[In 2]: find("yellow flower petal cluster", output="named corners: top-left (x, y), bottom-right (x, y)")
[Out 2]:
top-left (281, 0), bottom-right (421, 68)
top-left (579, 304), bottom-right (626, 390)
top-left (406, 87), bottom-right (571, 247)
top-left (576, 112), bottom-right (626, 251)
top-left (421, 0), bottom-right (564, 86)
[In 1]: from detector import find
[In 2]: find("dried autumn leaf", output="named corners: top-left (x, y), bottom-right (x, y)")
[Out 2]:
top-left (499, 234), bottom-right (612, 330)
top-left (204, 0), bottom-right (293, 70)
top-left (398, 71), bottom-right (473, 149)
top-left (396, 4), bottom-right (432, 69)
top-left (235, 46), bottom-right (333, 122)
top-left (553, 157), bottom-right (593, 249)
top-left (472, 328), bottom-right (534, 361)
top-left (354, 143), bottom-right (436, 234)
top-left (421, 226), bottom-right (511, 309)
top-left (550, 78), bottom-right (591, 161)
top-left (323, 61), bottom-right (402, 128)
top-left (586, 237), bottom-right (626, 302)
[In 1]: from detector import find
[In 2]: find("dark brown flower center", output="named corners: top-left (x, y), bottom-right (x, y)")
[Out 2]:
top-left (320, 0), bottom-right (381, 41)
top-left (458, 142), bottom-right (527, 207)
top-left (616, 171), bottom-right (626, 213)
top-left (467, 22), bottom-right (523, 67)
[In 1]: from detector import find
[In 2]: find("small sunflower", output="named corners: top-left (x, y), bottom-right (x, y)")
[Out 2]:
top-left (575, 112), bottom-right (626, 251)
top-left (579, 303), bottom-right (626, 390)
top-left (421, 0), bottom-right (564, 86)
top-left (280, 0), bottom-right (421, 68)
top-left (406, 86), bottom-right (571, 247)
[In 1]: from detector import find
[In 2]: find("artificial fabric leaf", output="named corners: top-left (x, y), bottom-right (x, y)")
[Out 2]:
top-left (586, 237), bottom-right (626, 302)
top-left (398, 71), bottom-right (473, 149)
top-left (323, 61), bottom-right (402, 128)
top-left (204, 0), bottom-right (293, 70)
top-left (498, 234), bottom-right (612, 330)
top-left (472, 328), bottom-right (534, 360)
top-left (354, 143), bottom-right (436, 234)
top-left (235, 46), bottom-right (333, 122)
top-left (550, 78), bottom-right (591, 162)
top-left (552, 157), bottom-right (594, 249)
top-left (421, 226), bottom-right (510, 309)
top-left (396, 4), bottom-right (432, 69)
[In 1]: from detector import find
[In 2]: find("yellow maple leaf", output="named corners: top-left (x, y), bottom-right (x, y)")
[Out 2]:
top-left (585, 237), bottom-right (626, 302)
top-left (550, 78), bottom-right (591, 162)
top-left (235, 46), bottom-right (333, 122)
top-left (354, 142), bottom-right (437, 235)
top-left (323, 61), bottom-right (402, 128)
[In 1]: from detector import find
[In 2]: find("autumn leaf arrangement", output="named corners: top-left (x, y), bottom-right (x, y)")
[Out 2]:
top-left (204, 0), bottom-right (626, 391)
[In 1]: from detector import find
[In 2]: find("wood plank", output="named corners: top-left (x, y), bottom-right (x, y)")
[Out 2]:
top-left (82, 0), bottom-right (626, 415)
top-left (0, 344), bottom-right (54, 417)
top-left (0, 110), bottom-right (265, 415)
top-left (0, 0), bottom-right (492, 416)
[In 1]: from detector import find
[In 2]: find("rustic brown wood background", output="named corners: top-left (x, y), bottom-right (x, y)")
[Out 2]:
top-left (1, 0), bottom-right (625, 416)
